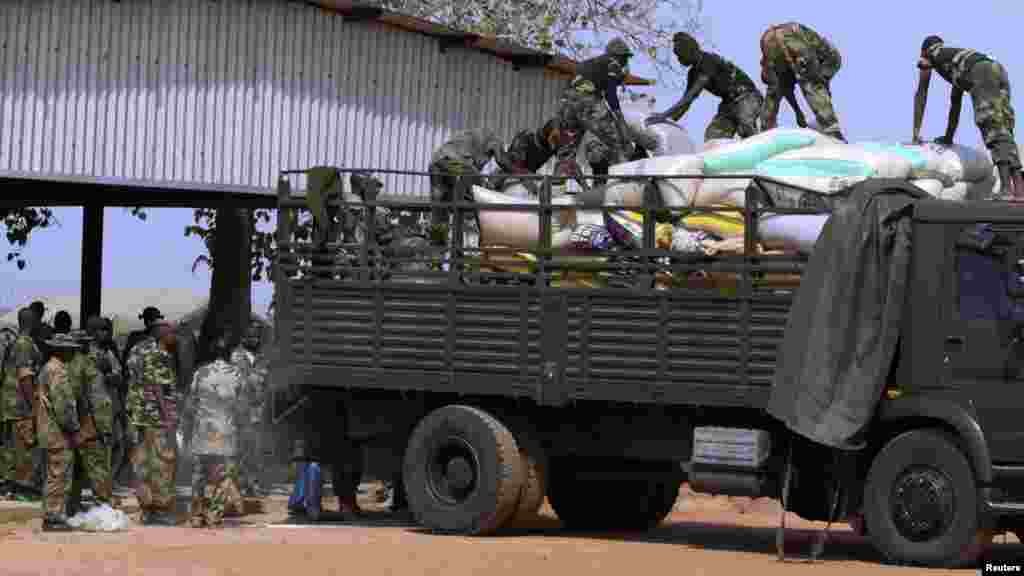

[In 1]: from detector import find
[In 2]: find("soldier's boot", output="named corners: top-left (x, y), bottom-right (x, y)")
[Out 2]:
top-left (42, 513), bottom-right (74, 532)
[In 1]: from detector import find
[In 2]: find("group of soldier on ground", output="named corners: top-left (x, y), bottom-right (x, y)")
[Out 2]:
top-left (1, 301), bottom-right (270, 531)
top-left (422, 24), bottom-right (1023, 240)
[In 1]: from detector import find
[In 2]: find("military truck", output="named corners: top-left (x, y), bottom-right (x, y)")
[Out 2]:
top-left (271, 169), bottom-right (1024, 568)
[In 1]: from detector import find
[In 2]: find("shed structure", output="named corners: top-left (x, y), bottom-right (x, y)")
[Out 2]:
top-left (0, 0), bottom-right (651, 323)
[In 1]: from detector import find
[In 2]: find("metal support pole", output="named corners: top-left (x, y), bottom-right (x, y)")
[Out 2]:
top-left (80, 203), bottom-right (104, 328)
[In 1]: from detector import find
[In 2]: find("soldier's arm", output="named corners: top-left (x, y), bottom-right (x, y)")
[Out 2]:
top-left (666, 74), bottom-right (709, 122)
top-left (12, 340), bottom-right (36, 410)
top-left (942, 87), bottom-right (963, 144)
top-left (913, 67), bottom-right (932, 143)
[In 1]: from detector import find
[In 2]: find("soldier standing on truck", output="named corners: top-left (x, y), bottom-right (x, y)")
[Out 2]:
top-left (648, 32), bottom-right (764, 142)
top-left (65, 326), bottom-right (116, 516)
top-left (554, 37), bottom-right (636, 185)
top-left (428, 128), bottom-right (506, 246)
top-left (759, 22), bottom-right (846, 142)
top-left (1, 309), bottom-right (41, 497)
top-left (913, 35), bottom-right (1024, 200)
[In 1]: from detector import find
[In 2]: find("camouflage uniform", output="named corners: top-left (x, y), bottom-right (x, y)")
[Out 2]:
top-left (556, 49), bottom-right (631, 176)
top-left (503, 118), bottom-right (560, 175)
top-left (760, 22), bottom-right (844, 139)
top-left (920, 44), bottom-right (1021, 170)
top-left (66, 345), bottom-right (115, 511)
top-left (230, 346), bottom-right (267, 496)
top-left (1, 335), bottom-right (41, 488)
top-left (690, 52), bottom-right (764, 141)
top-left (429, 128), bottom-right (504, 232)
top-left (38, 356), bottom-right (75, 521)
top-left (188, 359), bottom-right (244, 527)
top-left (125, 339), bottom-right (179, 516)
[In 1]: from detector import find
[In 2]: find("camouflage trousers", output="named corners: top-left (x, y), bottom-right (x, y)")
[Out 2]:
top-left (237, 428), bottom-right (263, 495)
top-left (190, 454), bottom-right (242, 528)
top-left (67, 438), bottom-right (113, 510)
top-left (129, 428), bottom-right (177, 512)
top-left (969, 61), bottom-right (1021, 170)
top-left (706, 91), bottom-right (765, 141)
top-left (760, 29), bottom-right (842, 137)
top-left (43, 433), bottom-right (73, 516)
top-left (1, 418), bottom-right (36, 486)
top-left (557, 81), bottom-right (628, 166)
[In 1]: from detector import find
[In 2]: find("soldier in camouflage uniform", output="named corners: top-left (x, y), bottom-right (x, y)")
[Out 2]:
top-left (554, 37), bottom-right (636, 185)
top-left (428, 128), bottom-right (506, 244)
top-left (64, 321), bottom-right (119, 515)
top-left (125, 322), bottom-right (179, 526)
top-left (1, 308), bottom-right (41, 494)
top-left (37, 333), bottom-right (88, 531)
top-left (648, 32), bottom-right (764, 142)
top-left (913, 35), bottom-right (1024, 200)
top-left (231, 322), bottom-right (268, 498)
top-left (188, 335), bottom-right (245, 528)
top-left (759, 22), bottom-right (846, 142)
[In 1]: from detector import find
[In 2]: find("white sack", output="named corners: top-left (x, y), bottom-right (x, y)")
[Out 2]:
top-left (695, 176), bottom-right (753, 207)
top-left (472, 186), bottom-right (574, 249)
top-left (769, 143), bottom-right (913, 179)
top-left (903, 142), bottom-right (993, 182)
top-left (501, 182), bottom-right (533, 199)
top-left (610, 155), bottom-right (704, 207)
top-left (910, 179), bottom-right (945, 197)
top-left (620, 102), bottom-right (697, 156)
top-left (703, 138), bottom-right (735, 152)
top-left (757, 214), bottom-right (830, 254)
top-left (701, 128), bottom-right (825, 174)
top-left (66, 504), bottom-right (132, 532)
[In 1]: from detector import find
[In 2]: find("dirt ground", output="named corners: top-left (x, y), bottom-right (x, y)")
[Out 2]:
top-left (1, 484), bottom-right (1020, 576)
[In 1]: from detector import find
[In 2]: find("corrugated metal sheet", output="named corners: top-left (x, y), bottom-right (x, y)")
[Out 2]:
top-left (0, 0), bottom-right (566, 197)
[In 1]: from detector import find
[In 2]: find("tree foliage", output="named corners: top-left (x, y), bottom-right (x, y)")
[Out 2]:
top-left (378, 0), bottom-right (708, 88)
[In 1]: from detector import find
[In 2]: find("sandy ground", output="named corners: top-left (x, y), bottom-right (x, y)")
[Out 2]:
top-left (1, 484), bottom-right (1021, 576)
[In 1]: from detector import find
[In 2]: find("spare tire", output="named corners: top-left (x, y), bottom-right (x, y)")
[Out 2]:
top-left (403, 405), bottom-right (524, 535)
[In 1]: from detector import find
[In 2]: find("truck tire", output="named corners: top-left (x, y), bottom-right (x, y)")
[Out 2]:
top-left (403, 405), bottom-right (524, 535)
top-left (863, 429), bottom-right (988, 567)
top-left (510, 428), bottom-right (549, 523)
top-left (547, 461), bottom-right (680, 531)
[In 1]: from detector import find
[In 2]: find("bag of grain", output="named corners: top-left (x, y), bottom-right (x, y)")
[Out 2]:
top-left (768, 142), bottom-right (913, 179)
top-left (610, 155), bottom-right (704, 207)
top-left (701, 128), bottom-right (823, 174)
top-left (757, 214), bottom-right (830, 253)
top-left (901, 142), bottom-right (993, 183)
top-left (472, 186), bottom-right (575, 249)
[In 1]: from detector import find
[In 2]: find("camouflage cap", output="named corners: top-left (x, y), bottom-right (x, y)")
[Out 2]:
top-left (606, 37), bottom-right (632, 57)
top-left (921, 35), bottom-right (943, 53)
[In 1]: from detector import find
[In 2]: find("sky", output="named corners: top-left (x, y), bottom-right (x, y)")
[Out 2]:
top-left (3, 1), bottom-right (1024, 317)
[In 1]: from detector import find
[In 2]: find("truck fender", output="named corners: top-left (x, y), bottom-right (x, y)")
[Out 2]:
top-left (875, 396), bottom-right (992, 484)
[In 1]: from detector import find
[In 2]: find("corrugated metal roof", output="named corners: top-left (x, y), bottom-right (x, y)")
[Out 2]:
top-left (0, 0), bottom-right (637, 200)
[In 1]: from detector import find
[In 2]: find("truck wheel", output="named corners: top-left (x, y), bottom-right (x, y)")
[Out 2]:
top-left (403, 405), bottom-right (524, 535)
top-left (547, 461), bottom-right (680, 531)
top-left (863, 429), bottom-right (987, 567)
top-left (510, 430), bottom-right (549, 523)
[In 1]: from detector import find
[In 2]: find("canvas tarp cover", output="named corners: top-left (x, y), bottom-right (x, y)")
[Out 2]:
top-left (767, 179), bottom-right (927, 450)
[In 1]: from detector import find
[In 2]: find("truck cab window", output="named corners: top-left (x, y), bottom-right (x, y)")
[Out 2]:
top-left (958, 249), bottom-right (1012, 322)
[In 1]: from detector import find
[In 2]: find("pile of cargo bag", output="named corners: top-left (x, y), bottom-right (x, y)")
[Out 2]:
top-left (472, 127), bottom-right (1003, 269)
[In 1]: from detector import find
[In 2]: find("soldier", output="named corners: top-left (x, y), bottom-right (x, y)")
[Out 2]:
top-left (428, 128), bottom-right (506, 244)
top-left (913, 36), bottom-right (1024, 200)
top-left (188, 335), bottom-right (245, 528)
top-left (125, 322), bottom-right (179, 526)
top-left (648, 32), bottom-right (764, 142)
top-left (122, 307), bottom-right (164, 368)
top-left (1, 309), bottom-right (41, 496)
top-left (759, 22), bottom-right (846, 142)
top-left (554, 37), bottom-right (636, 187)
top-left (231, 322), bottom-right (268, 498)
top-left (37, 333), bottom-right (88, 531)
top-left (53, 311), bottom-right (72, 336)
top-left (29, 301), bottom-right (53, 359)
top-left (65, 321), bottom-right (118, 515)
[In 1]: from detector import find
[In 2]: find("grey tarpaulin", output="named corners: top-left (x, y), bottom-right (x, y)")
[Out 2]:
top-left (767, 180), bottom-right (927, 450)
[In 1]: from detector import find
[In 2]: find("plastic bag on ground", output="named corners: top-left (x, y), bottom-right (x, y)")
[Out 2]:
top-left (701, 128), bottom-right (823, 174)
top-left (66, 504), bottom-right (132, 532)
top-left (757, 214), bottom-right (830, 253)
top-left (610, 155), bottom-right (704, 207)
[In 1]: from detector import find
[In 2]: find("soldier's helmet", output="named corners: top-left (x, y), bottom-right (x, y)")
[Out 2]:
top-left (921, 35), bottom-right (943, 54)
top-left (606, 37), bottom-right (633, 58)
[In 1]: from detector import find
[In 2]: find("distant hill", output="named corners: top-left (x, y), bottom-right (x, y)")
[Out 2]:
top-left (0, 306), bottom-right (10, 317)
